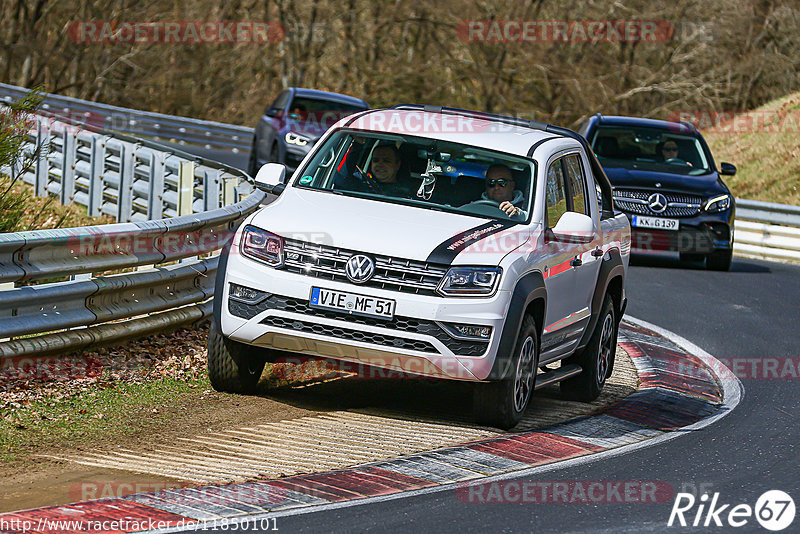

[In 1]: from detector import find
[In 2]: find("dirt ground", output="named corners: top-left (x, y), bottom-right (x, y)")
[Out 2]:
top-left (0, 326), bottom-right (639, 514)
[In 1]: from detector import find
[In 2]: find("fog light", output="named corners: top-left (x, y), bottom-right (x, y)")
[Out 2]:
top-left (439, 322), bottom-right (492, 341)
top-left (454, 325), bottom-right (491, 338)
top-left (229, 283), bottom-right (267, 303)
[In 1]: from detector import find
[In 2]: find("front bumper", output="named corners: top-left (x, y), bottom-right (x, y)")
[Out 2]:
top-left (624, 211), bottom-right (734, 253)
top-left (221, 255), bottom-right (512, 381)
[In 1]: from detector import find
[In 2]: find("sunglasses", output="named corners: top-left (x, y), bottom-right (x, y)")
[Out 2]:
top-left (664, 146), bottom-right (678, 152)
top-left (487, 178), bottom-right (511, 188)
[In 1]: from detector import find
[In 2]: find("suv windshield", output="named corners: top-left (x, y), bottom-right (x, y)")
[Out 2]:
top-left (293, 130), bottom-right (536, 222)
top-left (589, 125), bottom-right (711, 176)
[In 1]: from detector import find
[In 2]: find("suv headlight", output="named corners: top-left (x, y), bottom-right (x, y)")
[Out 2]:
top-left (704, 194), bottom-right (731, 213)
top-left (437, 267), bottom-right (502, 297)
top-left (285, 132), bottom-right (310, 146)
top-left (241, 225), bottom-right (284, 267)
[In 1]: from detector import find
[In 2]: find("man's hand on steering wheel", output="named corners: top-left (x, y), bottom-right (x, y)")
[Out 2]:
top-left (498, 201), bottom-right (521, 217)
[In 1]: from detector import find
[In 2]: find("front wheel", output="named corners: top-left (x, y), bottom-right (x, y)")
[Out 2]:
top-left (560, 296), bottom-right (617, 402)
top-left (207, 322), bottom-right (267, 394)
top-left (247, 137), bottom-right (259, 176)
top-left (473, 315), bottom-right (538, 429)
top-left (706, 249), bottom-right (732, 271)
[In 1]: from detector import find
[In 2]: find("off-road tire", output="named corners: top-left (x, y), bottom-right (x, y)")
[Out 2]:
top-left (207, 322), bottom-right (267, 394)
top-left (560, 295), bottom-right (617, 402)
top-left (473, 315), bottom-right (539, 429)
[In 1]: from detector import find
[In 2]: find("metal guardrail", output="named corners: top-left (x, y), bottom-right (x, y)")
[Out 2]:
top-left (0, 82), bottom-right (253, 153)
top-left (734, 199), bottom-right (800, 263)
top-left (0, 107), bottom-right (265, 358)
top-left (2, 110), bottom-right (251, 222)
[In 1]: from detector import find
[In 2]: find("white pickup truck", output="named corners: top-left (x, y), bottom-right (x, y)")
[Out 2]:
top-left (209, 105), bottom-right (631, 429)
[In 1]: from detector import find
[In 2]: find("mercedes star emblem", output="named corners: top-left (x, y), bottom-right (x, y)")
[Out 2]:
top-left (648, 193), bottom-right (668, 213)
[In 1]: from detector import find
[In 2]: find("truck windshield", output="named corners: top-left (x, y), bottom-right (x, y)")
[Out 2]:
top-left (292, 130), bottom-right (536, 222)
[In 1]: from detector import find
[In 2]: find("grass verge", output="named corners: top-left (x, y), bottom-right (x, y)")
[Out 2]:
top-left (703, 92), bottom-right (800, 206)
top-left (0, 374), bottom-right (209, 464)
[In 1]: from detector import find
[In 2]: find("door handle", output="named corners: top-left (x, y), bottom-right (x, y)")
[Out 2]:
top-left (591, 247), bottom-right (604, 258)
top-left (570, 257), bottom-right (582, 267)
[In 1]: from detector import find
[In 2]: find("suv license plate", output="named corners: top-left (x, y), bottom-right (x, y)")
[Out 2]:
top-left (309, 287), bottom-right (395, 320)
top-left (632, 215), bottom-right (679, 231)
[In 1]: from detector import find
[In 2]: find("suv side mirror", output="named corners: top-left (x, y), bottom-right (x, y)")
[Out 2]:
top-left (550, 212), bottom-right (594, 243)
top-left (720, 162), bottom-right (737, 176)
top-left (254, 163), bottom-right (287, 195)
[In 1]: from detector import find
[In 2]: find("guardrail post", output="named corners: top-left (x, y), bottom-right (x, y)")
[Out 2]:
top-left (178, 161), bottom-right (195, 216)
top-left (34, 121), bottom-right (50, 198)
top-left (203, 169), bottom-right (221, 212)
top-left (148, 150), bottom-right (165, 220)
top-left (117, 143), bottom-right (135, 222)
top-left (60, 129), bottom-right (76, 205)
top-left (222, 176), bottom-right (237, 206)
top-left (87, 135), bottom-right (105, 217)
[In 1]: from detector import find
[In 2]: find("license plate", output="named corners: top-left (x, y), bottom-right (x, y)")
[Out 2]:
top-left (309, 287), bottom-right (395, 320)
top-left (632, 215), bottom-right (679, 231)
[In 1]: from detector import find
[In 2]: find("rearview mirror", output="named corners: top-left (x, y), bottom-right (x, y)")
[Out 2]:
top-left (720, 162), bottom-right (737, 176)
top-left (254, 163), bottom-right (287, 195)
top-left (550, 212), bottom-right (594, 243)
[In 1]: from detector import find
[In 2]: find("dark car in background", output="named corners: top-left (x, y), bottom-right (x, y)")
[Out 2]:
top-left (579, 114), bottom-right (737, 270)
top-left (248, 88), bottom-right (368, 175)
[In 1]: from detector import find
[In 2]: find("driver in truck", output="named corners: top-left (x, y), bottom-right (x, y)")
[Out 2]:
top-left (468, 164), bottom-right (527, 219)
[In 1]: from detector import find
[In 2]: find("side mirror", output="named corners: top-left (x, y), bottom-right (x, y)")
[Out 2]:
top-left (720, 162), bottom-right (737, 176)
top-left (254, 163), bottom-right (287, 195)
top-left (550, 212), bottom-right (594, 243)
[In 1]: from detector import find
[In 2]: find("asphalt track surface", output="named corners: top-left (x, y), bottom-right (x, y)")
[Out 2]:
top-left (180, 254), bottom-right (797, 534)
top-left (184, 145), bottom-right (799, 532)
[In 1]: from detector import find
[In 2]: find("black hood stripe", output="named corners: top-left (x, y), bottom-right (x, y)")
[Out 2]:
top-left (426, 220), bottom-right (518, 264)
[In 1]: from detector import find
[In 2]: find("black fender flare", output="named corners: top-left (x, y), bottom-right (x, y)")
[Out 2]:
top-left (212, 242), bottom-right (232, 333)
top-left (575, 248), bottom-right (626, 352)
top-left (486, 270), bottom-right (547, 381)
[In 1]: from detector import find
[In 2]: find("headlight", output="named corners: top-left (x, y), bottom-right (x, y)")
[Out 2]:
top-left (240, 225), bottom-right (284, 267)
top-left (437, 267), bottom-right (502, 296)
top-left (285, 132), bottom-right (310, 146)
top-left (704, 194), bottom-right (731, 213)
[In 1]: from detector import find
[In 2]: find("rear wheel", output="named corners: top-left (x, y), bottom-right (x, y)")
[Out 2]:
top-left (473, 315), bottom-right (538, 429)
top-left (706, 249), bottom-right (732, 271)
top-left (560, 296), bottom-right (617, 402)
top-left (207, 322), bottom-right (268, 394)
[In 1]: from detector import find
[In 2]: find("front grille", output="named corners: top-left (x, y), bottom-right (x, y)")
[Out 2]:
top-left (282, 238), bottom-right (448, 296)
top-left (261, 316), bottom-right (439, 353)
top-left (228, 287), bottom-right (489, 356)
top-left (613, 189), bottom-right (702, 218)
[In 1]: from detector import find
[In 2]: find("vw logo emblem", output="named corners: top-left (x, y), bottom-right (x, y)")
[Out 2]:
top-left (345, 254), bottom-right (375, 283)
top-left (648, 193), bottom-right (668, 213)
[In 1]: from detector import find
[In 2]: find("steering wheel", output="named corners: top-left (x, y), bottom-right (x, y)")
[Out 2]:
top-left (665, 158), bottom-right (686, 165)
top-left (470, 199), bottom-right (502, 207)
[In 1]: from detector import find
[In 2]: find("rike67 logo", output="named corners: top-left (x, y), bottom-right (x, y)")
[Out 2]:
top-left (669, 490), bottom-right (795, 531)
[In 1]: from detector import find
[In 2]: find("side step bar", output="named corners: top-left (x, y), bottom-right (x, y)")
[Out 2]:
top-left (534, 364), bottom-right (582, 390)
